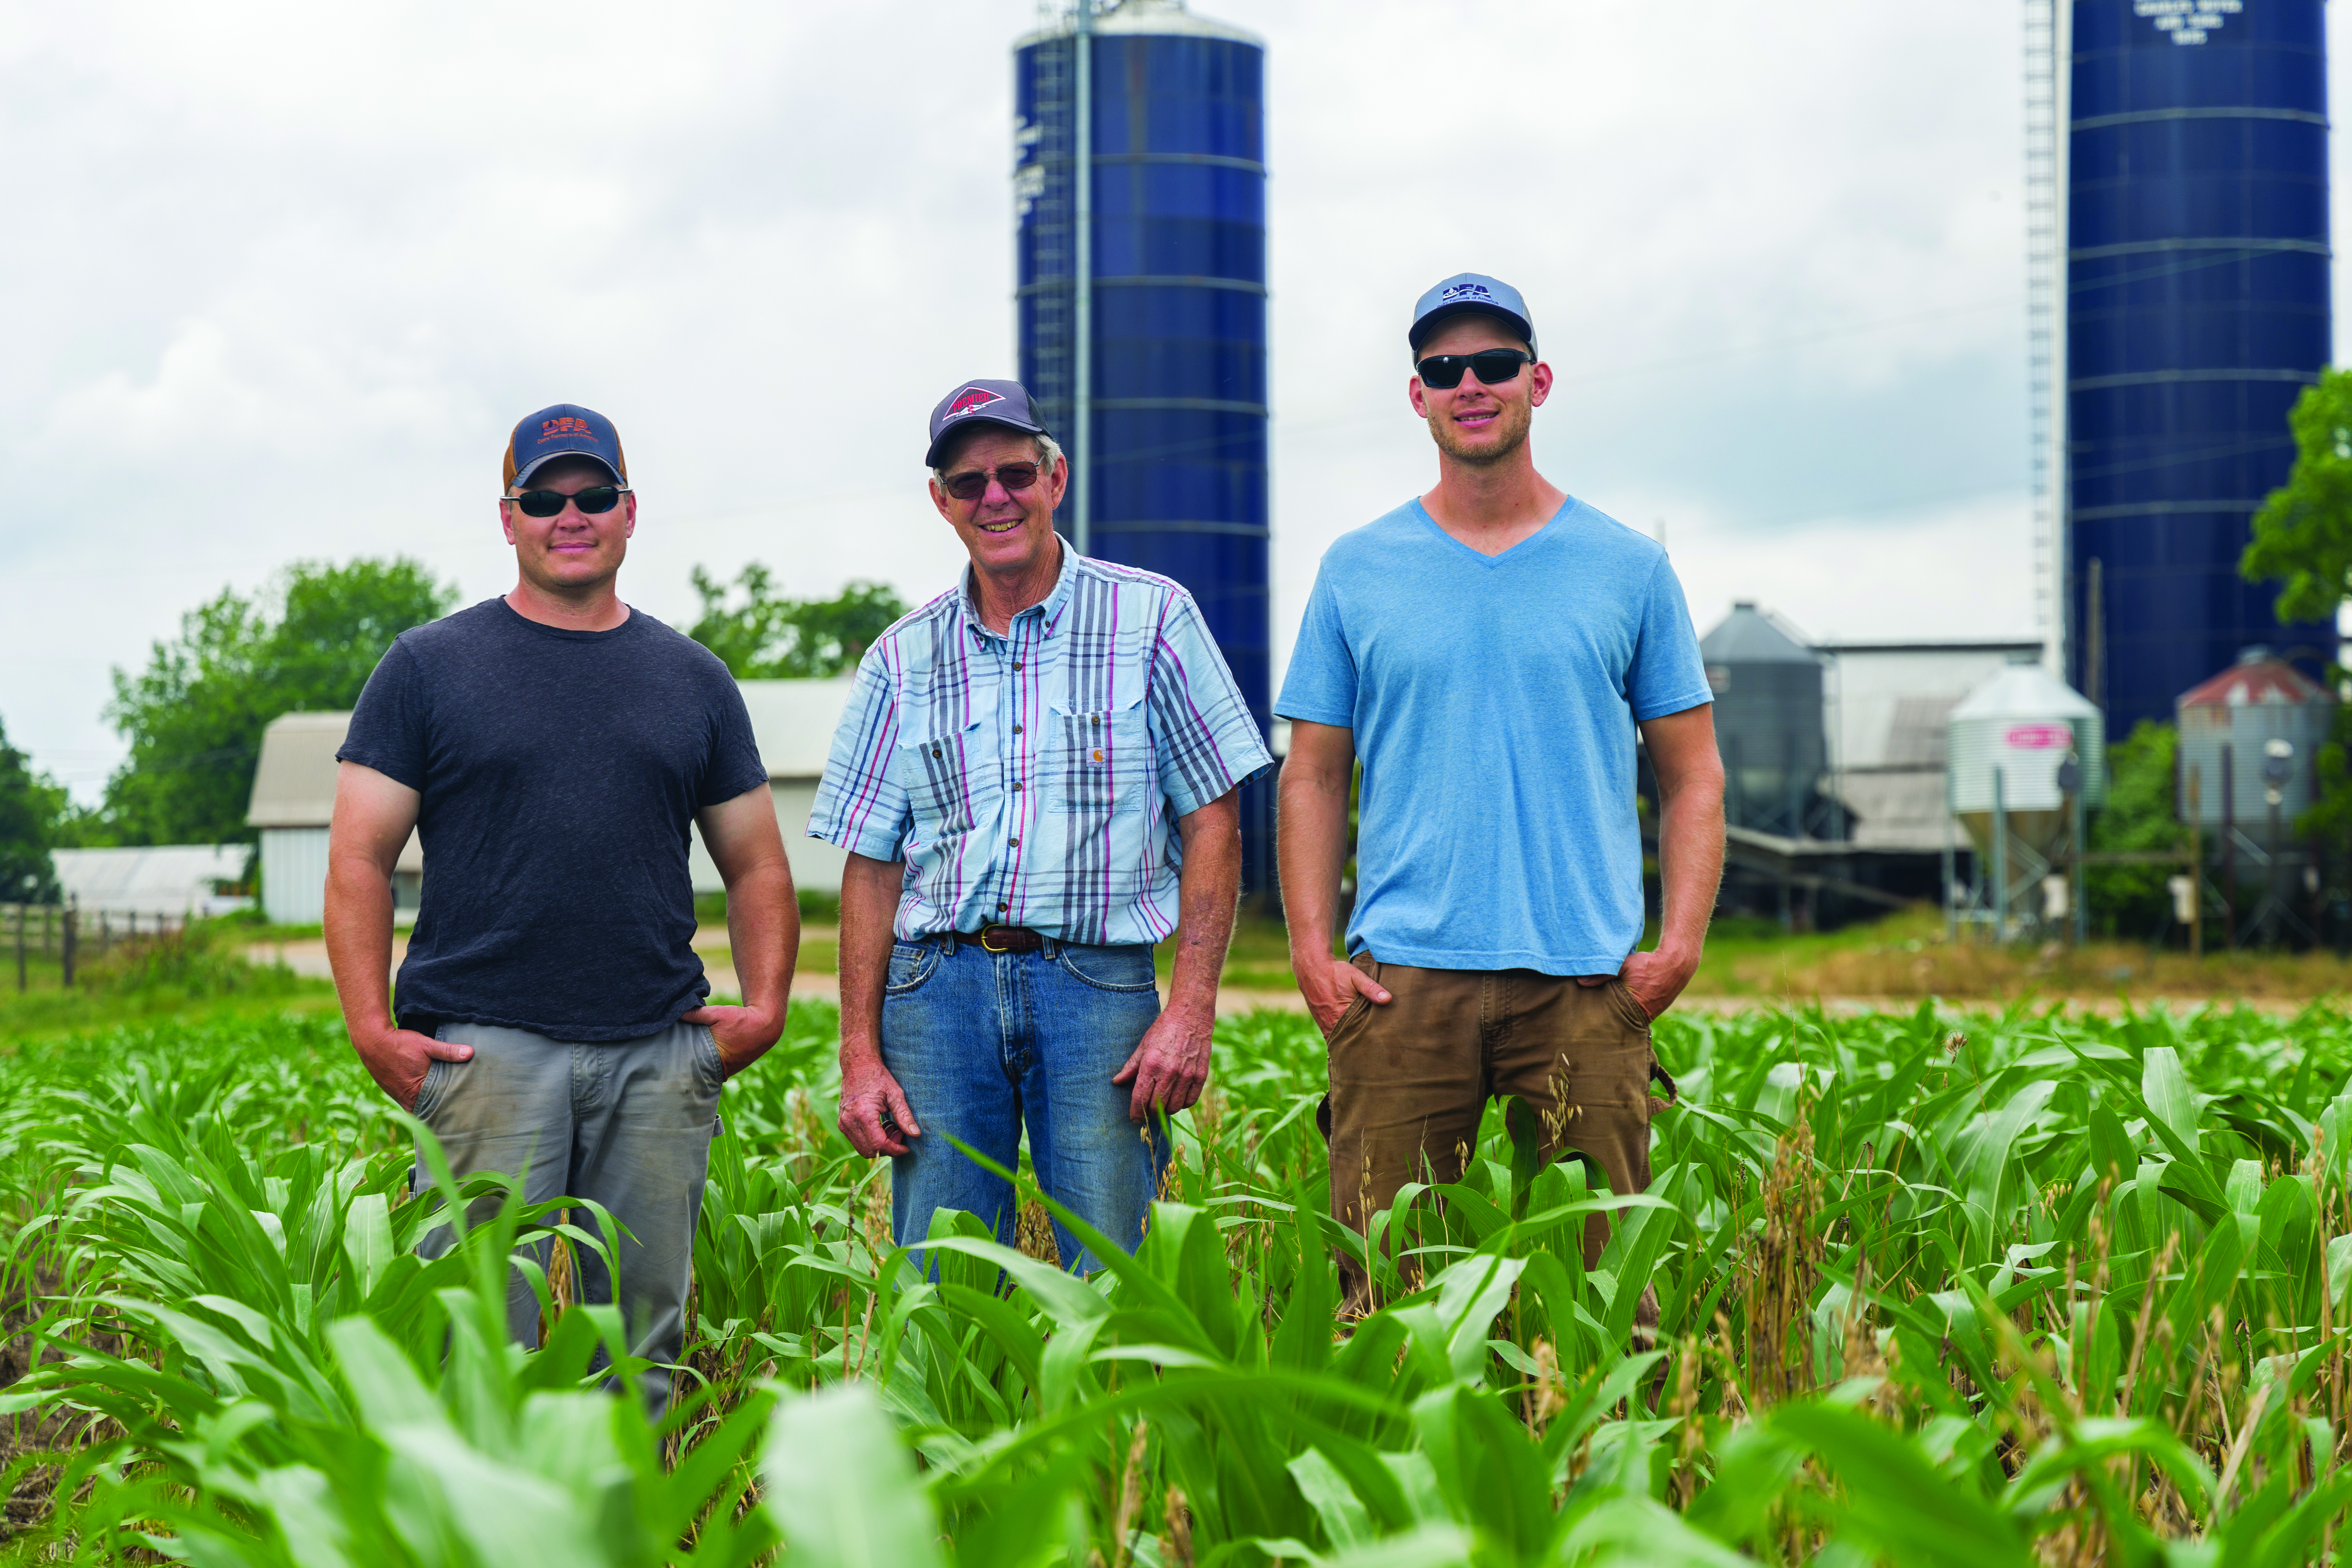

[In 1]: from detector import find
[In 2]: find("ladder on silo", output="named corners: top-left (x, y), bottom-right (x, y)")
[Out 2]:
top-left (2023, 0), bottom-right (2066, 676)
top-left (1026, 29), bottom-right (1076, 444)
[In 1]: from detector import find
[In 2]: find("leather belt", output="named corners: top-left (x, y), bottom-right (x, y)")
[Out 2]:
top-left (955, 924), bottom-right (1047, 953)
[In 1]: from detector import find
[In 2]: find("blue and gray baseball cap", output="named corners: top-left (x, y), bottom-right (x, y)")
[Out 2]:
top-left (925, 378), bottom-right (1053, 468)
top-left (503, 403), bottom-right (628, 489)
top-left (1408, 273), bottom-right (1537, 358)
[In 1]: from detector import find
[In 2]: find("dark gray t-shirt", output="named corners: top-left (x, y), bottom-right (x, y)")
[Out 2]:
top-left (339, 598), bottom-right (767, 1042)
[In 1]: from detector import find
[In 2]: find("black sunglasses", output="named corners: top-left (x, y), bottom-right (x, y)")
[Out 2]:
top-left (940, 462), bottom-right (1042, 502)
top-left (507, 485), bottom-right (630, 518)
top-left (1414, 349), bottom-right (1534, 389)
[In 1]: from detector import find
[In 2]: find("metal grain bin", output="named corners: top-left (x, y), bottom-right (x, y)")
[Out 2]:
top-left (1699, 602), bottom-right (1825, 838)
top-left (2175, 647), bottom-right (2334, 829)
top-left (1015, 0), bottom-right (1272, 884)
top-left (1948, 657), bottom-right (2107, 869)
top-left (2065, 0), bottom-right (2334, 733)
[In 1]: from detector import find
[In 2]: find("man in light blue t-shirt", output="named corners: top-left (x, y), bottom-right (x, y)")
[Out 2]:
top-left (1275, 273), bottom-right (1726, 1310)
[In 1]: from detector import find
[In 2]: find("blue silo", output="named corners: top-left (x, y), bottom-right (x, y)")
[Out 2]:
top-left (2065, 0), bottom-right (2333, 733)
top-left (1014, 0), bottom-right (1273, 889)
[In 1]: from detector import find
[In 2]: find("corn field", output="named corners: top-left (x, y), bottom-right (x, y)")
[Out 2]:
top-left (0, 1000), bottom-right (2349, 1564)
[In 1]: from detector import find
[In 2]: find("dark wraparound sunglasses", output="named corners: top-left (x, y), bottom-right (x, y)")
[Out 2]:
top-left (940, 462), bottom-right (1042, 502)
top-left (507, 485), bottom-right (630, 518)
top-left (1415, 349), bottom-right (1534, 389)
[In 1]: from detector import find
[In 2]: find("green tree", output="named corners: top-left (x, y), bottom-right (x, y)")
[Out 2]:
top-left (2083, 720), bottom-right (2186, 938)
top-left (99, 559), bottom-right (455, 846)
top-left (688, 565), bottom-right (906, 679)
top-left (2243, 371), bottom-right (2352, 855)
top-left (2243, 367), bottom-right (2352, 624)
top-left (0, 716), bottom-right (69, 902)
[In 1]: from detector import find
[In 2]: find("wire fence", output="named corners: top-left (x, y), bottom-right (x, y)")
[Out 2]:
top-left (6, 903), bottom-right (190, 992)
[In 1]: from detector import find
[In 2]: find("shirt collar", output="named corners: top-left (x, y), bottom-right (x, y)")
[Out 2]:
top-left (958, 535), bottom-right (1077, 644)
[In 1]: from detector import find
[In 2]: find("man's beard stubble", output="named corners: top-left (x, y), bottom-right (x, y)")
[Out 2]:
top-left (1426, 398), bottom-right (1532, 467)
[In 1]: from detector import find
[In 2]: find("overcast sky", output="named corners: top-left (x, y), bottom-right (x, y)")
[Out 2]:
top-left (5, 0), bottom-right (2338, 803)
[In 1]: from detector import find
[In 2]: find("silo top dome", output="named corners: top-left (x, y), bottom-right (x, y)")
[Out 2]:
top-left (1020, 0), bottom-right (1261, 46)
top-left (1698, 602), bottom-right (1815, 665)
top-left (1949, 663), bottom-right (2098, 724)
top-left (2177, 656), bottom-right (2333, 710)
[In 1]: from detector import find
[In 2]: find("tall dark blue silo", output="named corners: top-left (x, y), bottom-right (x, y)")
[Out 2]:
top-left (2065, 0), bottom-right (2333, 733)
top-left (1014, 0), bottom-right (1273, 890)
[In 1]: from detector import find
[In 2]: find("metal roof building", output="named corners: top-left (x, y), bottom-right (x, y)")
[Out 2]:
top-left (246, 712), bottom-right (421, 926)
top-left (245, 681), bottom-right (859, 925)
top-left (48, 845), bottom-right (251, 921)
top-left (1820, 639), bottom-right (2047, 853)
top-left (688, 679), bottom-right (857, 897)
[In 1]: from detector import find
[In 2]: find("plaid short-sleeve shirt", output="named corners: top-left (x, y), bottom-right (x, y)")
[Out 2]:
top-left (808, 546), bottom-right (1271, 945)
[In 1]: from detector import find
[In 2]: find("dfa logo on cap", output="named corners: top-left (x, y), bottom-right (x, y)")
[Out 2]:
top-left (539, 414), bottom-right (595, 442)
top-left (1439, 281), bottom-right (1495, 304)
top-left (944, 387), bottom-right (1004, 419)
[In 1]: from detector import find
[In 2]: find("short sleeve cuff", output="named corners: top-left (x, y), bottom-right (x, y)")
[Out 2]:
top-left (1631, 688), bottom-right (1716, 723)
top-left (1162, 747), bottom-right (1273, 820)
top-left (332, 745), bottom-right (426, 794)
top-left (1271, 702), bottom-right (1353, 727)
top-left (808, 820), bottom-right (907, 863)
top-left (698, 766), bottom-right (773, 810)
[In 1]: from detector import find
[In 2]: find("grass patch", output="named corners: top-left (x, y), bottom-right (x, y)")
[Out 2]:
top-left (0, 920), bottom-right (336, 1042)
top-left (1691, 903), bottom-right (2352, 1000)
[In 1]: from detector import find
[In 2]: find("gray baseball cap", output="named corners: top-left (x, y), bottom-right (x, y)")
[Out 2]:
top-left (925, 379), bottom-right (1053, 468)
top-left (1408, 273), bottom-right (1537, 358)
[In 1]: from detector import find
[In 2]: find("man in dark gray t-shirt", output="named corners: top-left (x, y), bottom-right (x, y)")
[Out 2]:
top-left (325, 403), bottom-right (798, 1413)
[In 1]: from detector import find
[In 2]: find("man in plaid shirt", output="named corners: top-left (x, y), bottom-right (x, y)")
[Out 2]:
top-left (810, 379), bottom-right (1270, 1269)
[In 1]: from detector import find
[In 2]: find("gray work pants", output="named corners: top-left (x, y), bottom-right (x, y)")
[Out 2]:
top-left (411, 1019), bottom-right (725, 1417)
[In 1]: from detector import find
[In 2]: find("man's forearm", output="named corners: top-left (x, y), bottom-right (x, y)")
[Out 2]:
top-left (1654, 783), bottom-right (1726, 961)
top-left (1277, 770), bottom-right (1349, 962)
top-left (723, 860), bottom-right (799, 1018)
top-left (1167, 800), bottom-right (1241, 1016)
top-left (837, 854), bottom-right (900, 1056)
top-left (323, 856), bottom-right (397, 1037)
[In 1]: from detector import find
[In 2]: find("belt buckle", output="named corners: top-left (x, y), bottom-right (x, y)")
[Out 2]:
top-left (981, 926), bottom-right (1012, 953)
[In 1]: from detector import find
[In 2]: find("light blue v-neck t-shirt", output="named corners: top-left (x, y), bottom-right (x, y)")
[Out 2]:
top-left (1275, 496), bottom-right (1713, 975)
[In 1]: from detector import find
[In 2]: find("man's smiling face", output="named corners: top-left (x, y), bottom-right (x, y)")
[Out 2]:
top-left (1409, 315), bottom-right (1553, 467)
top-left (930, 425), bottom-right (1068, 578)
top-left (501, 455), bottom-right (634, 595)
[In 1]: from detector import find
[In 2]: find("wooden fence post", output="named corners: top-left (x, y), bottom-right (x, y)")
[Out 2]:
top-left (60, 902), bottom-right (77, 988)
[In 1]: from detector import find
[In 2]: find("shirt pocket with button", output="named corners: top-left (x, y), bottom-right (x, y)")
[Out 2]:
top-left (891, 718), bottom-right (990, 842)
top-left (1044, 692), bottom-right (1152, 817)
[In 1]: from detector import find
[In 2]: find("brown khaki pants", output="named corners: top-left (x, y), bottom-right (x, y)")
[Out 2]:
top-left (1318, 952), bottom-right (1670, 1309)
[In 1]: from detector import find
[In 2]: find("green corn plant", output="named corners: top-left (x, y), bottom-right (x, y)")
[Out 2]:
top-left (6, 997), bottom-right (2352, 1562)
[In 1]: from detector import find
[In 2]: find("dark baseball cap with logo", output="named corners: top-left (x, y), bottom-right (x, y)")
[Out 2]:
top-left (925, 379), bottom-right (1053, 468)
top-left (1408, 273), bottom-right (1537, 359)
top-left (503, 403), bottom-right (628, 490)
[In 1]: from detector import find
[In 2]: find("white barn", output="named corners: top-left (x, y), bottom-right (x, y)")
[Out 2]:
top-left (690, 678), bottom-right (857, 896)
top-left (244, 679), bottom-right (858, 924)
top-left (246, 712), bottom-right (421, 925)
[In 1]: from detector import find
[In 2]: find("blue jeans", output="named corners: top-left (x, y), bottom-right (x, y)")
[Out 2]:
top-left (881, 935), bottom-right (1169, 1271)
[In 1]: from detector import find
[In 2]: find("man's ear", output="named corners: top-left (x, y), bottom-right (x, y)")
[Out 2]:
top-left (498, 498), bottom-right (517, 546)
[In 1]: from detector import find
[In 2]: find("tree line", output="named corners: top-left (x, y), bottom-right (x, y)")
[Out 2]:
top-left (0, 562), bottom-right (904, 878)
